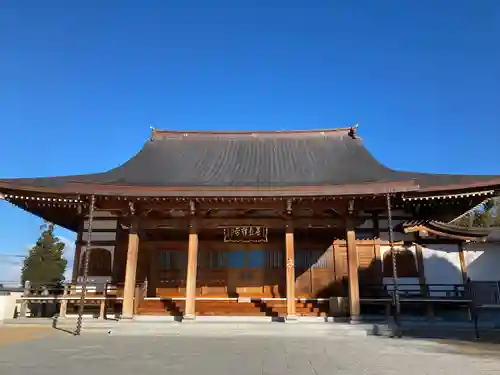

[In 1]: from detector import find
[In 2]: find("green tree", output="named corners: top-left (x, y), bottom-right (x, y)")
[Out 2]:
top-left (454, 197), bottom-right (500, 228)
top-left (472, 198), bottom-right (500, 228)
top-left (21, 222), bottom-right (67, 287)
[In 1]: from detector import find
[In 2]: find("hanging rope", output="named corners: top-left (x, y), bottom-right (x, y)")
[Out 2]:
top-left (386, 193), bottom-right (401, 328)
top-left (74, 195), bottom-right (95, 336)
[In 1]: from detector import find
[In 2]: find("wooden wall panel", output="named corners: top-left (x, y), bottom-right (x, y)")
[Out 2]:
top-left (142, 237), bottom-right (381, 299)
top-left (357, 241), bottom-right (379, 283)
top-left (333, 241), bottom-right (348, 297)
top-left (153, 240), bottom-right (286, 298)
top-left (357, 240), bottom-right (382, 296)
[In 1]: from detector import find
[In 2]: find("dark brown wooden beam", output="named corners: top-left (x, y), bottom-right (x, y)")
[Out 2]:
top-left (139, 217), bottom-right (349, 230)
top-left (94, 198), bottom-right (390, 217)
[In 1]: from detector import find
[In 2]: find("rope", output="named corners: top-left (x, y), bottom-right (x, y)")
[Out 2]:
top-left (74, 195), bottom-right (95, 336)
top-left (386, 193), bottom-right (401, 324)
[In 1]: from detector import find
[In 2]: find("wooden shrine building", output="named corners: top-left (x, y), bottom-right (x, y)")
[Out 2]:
top-left (1, 127), bottom-right (499, 320)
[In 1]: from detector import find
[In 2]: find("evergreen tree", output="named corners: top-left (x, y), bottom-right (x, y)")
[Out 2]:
top-left (21, 222), bottom-right (67, 287)
top-left (472, 198), bottom-right (500, 228)
top-left (454, 197), bottom-right (500, 228)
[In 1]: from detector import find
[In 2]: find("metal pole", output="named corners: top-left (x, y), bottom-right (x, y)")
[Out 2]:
top-left (386, 193), bottom-right (401, 335)
top-left (74, 195), bottom-right (95, 336)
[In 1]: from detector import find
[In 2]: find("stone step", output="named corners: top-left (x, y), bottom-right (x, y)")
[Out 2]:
top-left (108, 324), bottom-right (368, 338)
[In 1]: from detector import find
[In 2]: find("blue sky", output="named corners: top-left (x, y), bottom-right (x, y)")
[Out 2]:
top-left (0, 1), bottom-right (499, 284)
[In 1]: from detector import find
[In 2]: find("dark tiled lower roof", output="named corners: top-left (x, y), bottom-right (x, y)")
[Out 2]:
top-left (1, 129), bottom-right (499, 196)
top-left (400, 220), bottom-right (492, 240)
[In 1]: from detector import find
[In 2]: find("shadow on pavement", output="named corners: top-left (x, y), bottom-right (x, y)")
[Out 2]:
top-left (51, 317), bottom-right (76, 335)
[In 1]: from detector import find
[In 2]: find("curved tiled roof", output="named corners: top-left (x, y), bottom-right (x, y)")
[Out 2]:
top-left (1, 128), bottom-right (499, 197)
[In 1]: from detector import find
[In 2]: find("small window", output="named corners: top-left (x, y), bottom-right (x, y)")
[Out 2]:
top-left (81, 248), bottom-right (112, 276)
top-left (267, 249), bottom-right (284, 268)
top-left (209, 251), bottom-right (226, 269)
top-left (158, 251), bottom-right (187, 270)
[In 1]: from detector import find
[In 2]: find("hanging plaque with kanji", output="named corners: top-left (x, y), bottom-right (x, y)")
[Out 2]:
top-left (223, 226), bottom-right (268, 243)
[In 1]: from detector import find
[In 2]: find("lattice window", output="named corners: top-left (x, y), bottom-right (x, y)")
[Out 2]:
top-left (208, 251), bottom-right (226, 269)
top-left (267, 249), bottom-right (284, 268)
top-left (294, 249), bottom-right (331, 269)
top-left (310, 249), bottom-right (331, 269)
top-left (80, 248), bottom-right (112, 276)
top-left (158, 250), bottom-right (187, 270)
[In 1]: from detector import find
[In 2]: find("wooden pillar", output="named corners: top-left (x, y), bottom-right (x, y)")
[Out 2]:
top-left (121, 218), bottom-right (139, 319)
top-left (184, 223), bottom-right (199, 320)
top-left (72, 244), bottom-right (82, 283)
top-left (72, 219), bottom-right (84, 283)
top-left (285, 225), bottom-right (297, 320)
top-left (19, 281), bottom-right (31, 319)
top-left (72, 213), bottom-right (84, 283)
top-left (346, 219), bottom-right (360, 321)
top-left (58, 284), bottom-right (69, 319)
top-left (414, 243), bottom-right (427, 292)
top-left (458, 241), bottom-right (468, 283)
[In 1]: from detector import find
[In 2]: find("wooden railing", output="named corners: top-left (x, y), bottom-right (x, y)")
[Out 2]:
top-left (17, 280), bottom-right (500, 320)
top-left (17, 280), bottom-right (147, 319)
top-left (469, 281), bottom-right (500, 306)
top-left (361, 283), bottom-right (472, 301)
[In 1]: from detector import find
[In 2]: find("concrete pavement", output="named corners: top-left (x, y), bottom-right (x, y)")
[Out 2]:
top-left (0, 323), bottom-right (499, 374)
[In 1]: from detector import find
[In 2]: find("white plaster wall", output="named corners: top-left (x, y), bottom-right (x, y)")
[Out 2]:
top-left (421, 244), bottom-right (462, 285)
top-left (378, 240), bottom-right (500, 296)
top-left (464, 242), bottom-right (500, 282)
top-left (82, 231), bottom-right (116, 242)
top-left (84, 220), bottom-right (117, 230)
top-left (0, 292), bottom-right (22, 320)
top-left (421, 244), bottom-right (462, 296)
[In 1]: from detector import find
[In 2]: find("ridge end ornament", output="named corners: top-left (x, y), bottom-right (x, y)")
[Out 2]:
top-left (286, 199), bottom-right (293, 216)
top-left (128, 201), bottom-right (136, 216)
top-left (189, 200), bottom-right (196, 216)
top-left (348, 124), bottom-right (358, 139)
top-left (348, 199), bottom-right (355, 215)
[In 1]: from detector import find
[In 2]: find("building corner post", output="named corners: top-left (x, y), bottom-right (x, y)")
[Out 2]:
top-left (122, 202), bottom-right (140, 319)
top-left (285, 199), bottom-right (297, 322)
top-left (346, 200), bottom-right (360, 323)
top-left (184, 201), bottom-right (199, 321)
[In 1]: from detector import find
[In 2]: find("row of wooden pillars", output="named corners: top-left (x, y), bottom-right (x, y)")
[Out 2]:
top-left (120, 220), bottom-right (360, 320)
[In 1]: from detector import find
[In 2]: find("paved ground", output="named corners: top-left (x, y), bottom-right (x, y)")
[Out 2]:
top-left (1, 324), bottom-right (500, 374)
top-left (0, 326), bottom-right (56, 345)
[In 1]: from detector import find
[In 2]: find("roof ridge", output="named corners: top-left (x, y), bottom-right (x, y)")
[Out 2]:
top-left (151, 126), bottom-right (357, 139)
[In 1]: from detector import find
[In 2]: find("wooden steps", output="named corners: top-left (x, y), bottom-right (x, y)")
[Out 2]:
top-left (138, 300), bottom-right (185, 316)
top-left (137, 299), bottom-right (329, 317)
top-left (257, 300), bottom-right (329, 317)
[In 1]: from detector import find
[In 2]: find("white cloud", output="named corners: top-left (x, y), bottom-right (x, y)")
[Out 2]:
top-left (58, 236), bottom-right (76, 281)
top-left (0, 236), bottom-right (76, 286)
